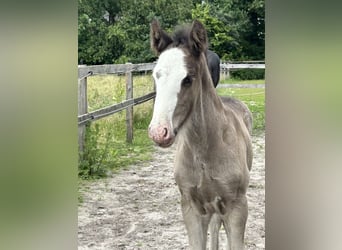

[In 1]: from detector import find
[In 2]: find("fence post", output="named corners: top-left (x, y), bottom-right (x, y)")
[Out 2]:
top-left (125, 63), bottom-right (133, 143)
top-left (78, 76), bottom-right (88, 153)
top-left (221, 69), bottom-right (226, 81)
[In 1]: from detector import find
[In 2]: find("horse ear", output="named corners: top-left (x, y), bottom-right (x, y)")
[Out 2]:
top-left (150, 19), bottom-right (173, 55)
top-left (189, 20), bottom-right (208, 56)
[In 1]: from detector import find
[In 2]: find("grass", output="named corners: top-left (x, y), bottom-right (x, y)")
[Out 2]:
top-left (217, 78), bottom-right (265, 132)
top-left (220, 78), bottom-right (265, 84)
top-left (78, 74), bottom-right (265, 181)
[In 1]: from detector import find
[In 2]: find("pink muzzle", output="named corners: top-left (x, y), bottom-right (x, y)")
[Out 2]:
top-left (148, 123), bottom-right (175, 148)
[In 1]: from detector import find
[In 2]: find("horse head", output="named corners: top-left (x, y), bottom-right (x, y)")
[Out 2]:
top-left (148, 19), bottom-right (211, 147)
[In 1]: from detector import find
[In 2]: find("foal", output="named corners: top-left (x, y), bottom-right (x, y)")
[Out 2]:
top-left (206, 49), bottom-right (220, 88)
top-left (148, 20), bottom-right (253, 250)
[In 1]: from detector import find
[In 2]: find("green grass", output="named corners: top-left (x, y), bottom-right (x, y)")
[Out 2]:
top-left (220, 78), bottom-right (265, 84)
top-left (217, 78), bottom-right (265, 132)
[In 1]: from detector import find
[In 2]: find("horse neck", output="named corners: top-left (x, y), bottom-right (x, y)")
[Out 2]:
top-left (182, 59), bottom-right (225, 150)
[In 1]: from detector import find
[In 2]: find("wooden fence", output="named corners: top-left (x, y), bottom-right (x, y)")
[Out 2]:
top-left (78, 62), bottom-right (265, 152)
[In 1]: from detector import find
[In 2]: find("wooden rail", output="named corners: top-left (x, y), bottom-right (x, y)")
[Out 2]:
top-left (220, 62), bottom-right (265, 80)
top-left (78, 62), bottom-right (265, 153)
top-left (78, 63), bottom-right (156, 152)
top-left (78, 63), bottom-right (156, 78)
top-left (217, 84), bottom-right (265, 89)
top-left (78, 92), bottom-right (156, 126)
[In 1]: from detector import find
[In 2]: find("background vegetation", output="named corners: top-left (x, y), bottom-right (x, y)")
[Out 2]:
top-left (78, 0), bottom-right (264, 64)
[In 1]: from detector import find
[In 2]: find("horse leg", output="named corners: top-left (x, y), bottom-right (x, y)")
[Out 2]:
top-left (181, 196), bottom-right (210, 250)
top-left (222, 196), bottom-right (248, 250)
top-left (209, 213), bottom-right (222, 250)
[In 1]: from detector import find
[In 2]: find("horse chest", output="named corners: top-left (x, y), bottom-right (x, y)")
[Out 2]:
top-left (174, 153), bottom-right (244, 215)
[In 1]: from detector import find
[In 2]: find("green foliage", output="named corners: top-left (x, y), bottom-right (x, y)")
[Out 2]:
top-left (78, 0), bottom-right (264, 64)
top-left (231, 69), bottom-right (265, 80)
top-left (114, 0), bottom-right (194, 63)
top-left (190, 0), bottom-right (264, 61)
top-left (242, 0), bottom-right (265, 60)
top-left (78, 114), bottom-right (154, 180)
top-left (78, 0), bottom-right (125, 64)
top-left (78, 123), bottom-right (114, 179)
top-left (191, 3), bottom-right (237, 59)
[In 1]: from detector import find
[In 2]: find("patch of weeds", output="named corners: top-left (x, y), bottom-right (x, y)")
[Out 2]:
top-left (78, 104), bottom-right (154, 179)
top-left (78, 123), bottom-right (117, 179)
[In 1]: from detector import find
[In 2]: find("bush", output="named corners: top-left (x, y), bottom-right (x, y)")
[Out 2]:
top-left (78, 123), bottom-right (116, 179)
top-left (230, 69), bottom-right (265, 80)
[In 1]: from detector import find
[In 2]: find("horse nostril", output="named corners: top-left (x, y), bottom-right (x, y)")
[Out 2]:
top-left (163, 127), bottom-right (168, 138)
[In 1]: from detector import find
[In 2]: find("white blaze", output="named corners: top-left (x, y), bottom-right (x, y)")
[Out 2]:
top-left (150, 48), bottom-right (187, 129)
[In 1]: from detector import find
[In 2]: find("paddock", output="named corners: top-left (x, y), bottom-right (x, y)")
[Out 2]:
top-left (78, 133), bottom-right (264, 250)
top-left (78, 60), bottom-right (265, 249)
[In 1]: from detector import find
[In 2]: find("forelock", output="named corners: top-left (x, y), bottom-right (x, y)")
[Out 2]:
top-left (171, 24), bottom-right (191, 48)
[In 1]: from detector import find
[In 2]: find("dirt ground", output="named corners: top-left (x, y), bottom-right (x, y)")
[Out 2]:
top-left (78, 133), bottom-right (265, 250)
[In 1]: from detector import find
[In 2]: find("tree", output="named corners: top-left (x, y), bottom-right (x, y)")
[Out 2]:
top-left (78, 0), bottom-right (265, 64)
top-left (192, 2), bottom-right (240, 60)
top-left (219, 0), bottom-right (263, 60)
top-left (78, 0), bottom-right (124, 64)
top-left (212, 0), bottom-right (264, 60)
top-left (114, 0), bottom-right (194, 63)
top-left (241, 0), bottom-right (265, 60)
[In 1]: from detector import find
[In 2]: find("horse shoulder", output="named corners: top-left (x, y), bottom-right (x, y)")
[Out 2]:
top-left (221, 105), bottom-right (253, 172)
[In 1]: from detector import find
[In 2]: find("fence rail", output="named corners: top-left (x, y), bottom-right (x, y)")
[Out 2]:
top-left (78, 63), bottom-right (156, 78)
top-left (217, 84), bottom-right (265, 89)
top-left (221, 63), bottom-right (265, 69)
top-left (78, 92), bottom-right (156, 126)
top-left (78, 62), bottom-right (265, 152)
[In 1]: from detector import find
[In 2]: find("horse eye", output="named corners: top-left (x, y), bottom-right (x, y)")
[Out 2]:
top-left (182, 76), bottom-right (192, 87)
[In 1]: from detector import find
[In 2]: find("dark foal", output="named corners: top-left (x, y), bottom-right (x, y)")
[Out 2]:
top-left (206, 49), bottom-right (220, 88)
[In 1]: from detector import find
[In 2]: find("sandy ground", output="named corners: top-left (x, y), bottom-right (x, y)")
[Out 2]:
top-left (78, 133), bottom-right (265, 250)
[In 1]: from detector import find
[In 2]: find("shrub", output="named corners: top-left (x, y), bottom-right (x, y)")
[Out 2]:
top-left (230, 69), bottom-right (265, 80)
top-left (78, 123), bottom-right (116, 179)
